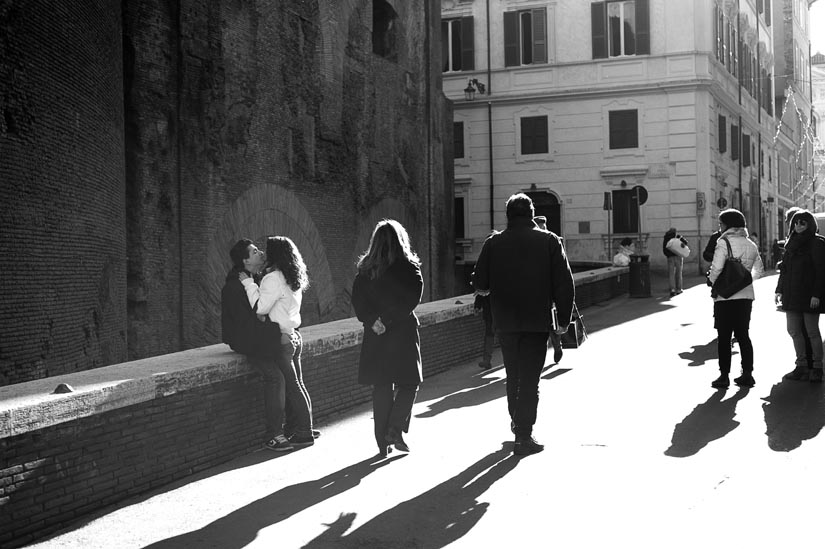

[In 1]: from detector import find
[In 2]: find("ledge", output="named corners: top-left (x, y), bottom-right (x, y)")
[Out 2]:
top-left (0, 265), bottom-right (626, 439)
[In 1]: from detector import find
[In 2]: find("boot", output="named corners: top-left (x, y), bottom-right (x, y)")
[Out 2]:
top-left (711, 374), bottom-right (730, 389)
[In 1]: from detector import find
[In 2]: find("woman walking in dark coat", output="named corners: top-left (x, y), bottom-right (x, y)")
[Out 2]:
top-left (775, 209), bottom-right (825, 382)
top-left (352, 219), bottom-right (424, 457)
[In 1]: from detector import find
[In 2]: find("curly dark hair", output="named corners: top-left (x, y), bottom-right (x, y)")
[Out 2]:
top-left (264, 236), bottom-right (309, 292)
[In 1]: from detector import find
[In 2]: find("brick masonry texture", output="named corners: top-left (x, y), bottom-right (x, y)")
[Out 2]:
top-left (0, 271), bottom-right (628, 547)
top-left (1, 0), bottom-right (453, 387)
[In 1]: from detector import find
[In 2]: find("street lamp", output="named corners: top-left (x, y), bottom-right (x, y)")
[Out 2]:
top-left (464, 78), bottom-right (486, 101)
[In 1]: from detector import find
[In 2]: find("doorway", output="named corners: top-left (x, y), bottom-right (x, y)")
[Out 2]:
top-left (526, 191), bottom-right (561, 236)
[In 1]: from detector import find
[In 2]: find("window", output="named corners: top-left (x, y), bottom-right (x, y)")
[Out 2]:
top-left (718, 114), bottom-right (727, 153)
top-left (441, 17), bottom-right (474, 72)
top-left (731, 124), bottom-right (739, 160)
top-left (504, 8), bottom-right (547, 66)
top-left (372, 0), bottom-right (398, 60)
top-left (612, 189), bottom-right (639, 233)
top-left (521, 116), bottom-right (549, 155)
top-left (454, 196), bottom-right (466, 239)
top-left (608, 110), bottom-right (638, 149)
top-left (765, 0), bottom-right (771, 26)
top-left (454, 122), bottom-right (465, 159)
top-left (591, 0), bottom-right (649, 59)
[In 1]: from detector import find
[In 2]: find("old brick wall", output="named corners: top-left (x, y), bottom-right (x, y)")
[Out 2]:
top-left (0, 1), bottom-right (127, 385)
top-left (0, 313), bottom-right (485, 548)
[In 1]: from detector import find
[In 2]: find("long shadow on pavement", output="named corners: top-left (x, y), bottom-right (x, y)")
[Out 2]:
top-left (301, 447), bottom-right (519, 549)
top-left (142, 454), bottom-right (405, 549)
top-left (762, 378), bottom-right (825, 451)
top-left (665, 387), bottom-right (750, 457)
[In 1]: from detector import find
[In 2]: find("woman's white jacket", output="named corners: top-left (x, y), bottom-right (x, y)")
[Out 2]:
top-left (707, 227), bottom-right (765, 301)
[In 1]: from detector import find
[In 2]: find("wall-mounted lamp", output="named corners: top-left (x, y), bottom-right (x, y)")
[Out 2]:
top-left (464, 78), bottom-right (486, 101)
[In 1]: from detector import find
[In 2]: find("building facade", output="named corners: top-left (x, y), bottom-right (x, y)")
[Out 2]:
top-left (442, 0), bottom-right (816, 281)
top-left (0, 0), bottom-right (453, 386)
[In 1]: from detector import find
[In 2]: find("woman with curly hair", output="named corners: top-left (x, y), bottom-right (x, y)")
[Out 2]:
top-left (241, 236), bottom-right (316, 451)
top-left (352, 220), bottom-right (424, 457)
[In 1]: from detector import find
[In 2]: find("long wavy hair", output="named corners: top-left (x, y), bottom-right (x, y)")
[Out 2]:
top-left (356, 219), bottom-right (420, 280)
top-left (264, 236), bottom-right (309, 292)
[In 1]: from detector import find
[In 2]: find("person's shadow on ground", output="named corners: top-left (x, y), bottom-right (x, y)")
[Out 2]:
top-left (142, 454), bottom-right (404, 549)
top-left (762, 378), bottom-right (825, 451)
top-left (301, 447), bottom-right (519, 549)
top-left (679, 338), bottom-right (725, 367)
top-left (665, 387), bottom-right (750, 457)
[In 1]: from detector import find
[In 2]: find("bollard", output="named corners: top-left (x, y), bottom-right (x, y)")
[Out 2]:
top-left (629, 254), bottom-right (651, 297)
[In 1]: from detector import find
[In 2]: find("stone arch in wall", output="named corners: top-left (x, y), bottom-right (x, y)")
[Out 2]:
top-left (202, 185), bottom-right (335, 342)
top-left (338, 198), bottom-right (411, 315)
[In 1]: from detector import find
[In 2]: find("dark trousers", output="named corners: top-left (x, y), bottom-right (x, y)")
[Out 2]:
top-left (277, 331), bottom-right (313, 437)
top-left (249, 355), bottom-right (285, 439)
top-left (498, 331), bottom-right (548, 438)
top-left (714, 300), bottom-right (753, 374)
top-left (481, 307), bottom-right (494, 365)
top-left (372, 383), bottom-right (419, 450)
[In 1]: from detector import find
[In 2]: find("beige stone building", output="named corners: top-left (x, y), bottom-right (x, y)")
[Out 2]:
top-left (441, 0), bottom-right (815, 279)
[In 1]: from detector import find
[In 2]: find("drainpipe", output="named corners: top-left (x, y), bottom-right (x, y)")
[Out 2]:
top-left (737, 0), bottom-right (743, 211)
top-left (486, 0), bottom-right (494, 232)
top-left (425, 0), bottom-right (433, 299)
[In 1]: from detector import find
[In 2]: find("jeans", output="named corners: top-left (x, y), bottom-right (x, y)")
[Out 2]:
top-left (498, 331), bottom-right (548, 438)
top-left (667, 256), bottom-right (683, 293)
top-left (372, 383), bottom-right (419, 450)
top-left (786, 312), bottom-right (823, 369)
top-left (249, 355), bottom-right (284, 439)
top-left (714, 300), bottom-right (753, 374)
top-left (276, 331), bottom-right (313, 438)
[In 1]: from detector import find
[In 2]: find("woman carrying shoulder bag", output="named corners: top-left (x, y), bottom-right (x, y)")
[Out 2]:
top-left (775, 209), bottom-right (825, 383)
top-left (707, 209), bottom-right (764, 389)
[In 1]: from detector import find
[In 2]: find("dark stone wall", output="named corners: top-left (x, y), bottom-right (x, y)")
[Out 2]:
top-left (0, 0), bottom-right (127, 385)
top-left (0, 0), bottom-right (454, 385)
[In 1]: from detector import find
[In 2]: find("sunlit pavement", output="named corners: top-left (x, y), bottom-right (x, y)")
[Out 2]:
top-left (30, 271), bottom-right (825, 548)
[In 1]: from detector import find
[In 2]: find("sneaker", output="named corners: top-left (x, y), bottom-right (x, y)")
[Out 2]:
top-left (514, 436), bottom-right (544, 456)
top-left (711, 374), bottom-right (730, 389)
top-left (809, 369), bottom-right (823, 383)
top-left (783, 367), bottom-right (810, 381)
top-left (734, 373), bottom-right (755, 387)
top-left (478, 361), bottom-right (492, 370)
top-left (289, 434), bottom-right (316, 447)
top-left (554, 347), bottom-right (563, 364)
top-left (265, 434), bottom-right (293, 452)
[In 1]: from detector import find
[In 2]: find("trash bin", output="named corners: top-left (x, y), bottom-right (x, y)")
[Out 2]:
top-left (629, 254), bottom-right (651, 297)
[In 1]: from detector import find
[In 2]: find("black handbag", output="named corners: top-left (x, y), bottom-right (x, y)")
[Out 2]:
top-left (711, 237), bottom-right (752, 298)
top-left (554, 303), bottom-right (587, 348)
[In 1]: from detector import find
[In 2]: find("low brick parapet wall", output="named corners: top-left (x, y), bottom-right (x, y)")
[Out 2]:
top-left (0, 266), bottom-right (628, 547)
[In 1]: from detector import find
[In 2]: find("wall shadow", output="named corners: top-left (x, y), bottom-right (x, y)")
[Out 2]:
top-left (762, 379), bottom-right (825, 451)
top-left (665, 387), bottom-right (750, 457)
top-left (142, 454), bottom-right (404, 549)
top-left (301, 447), bottom-right (519, 548)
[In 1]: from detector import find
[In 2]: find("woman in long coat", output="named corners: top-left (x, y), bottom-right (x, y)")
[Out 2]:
top-left (775, 209), bottom-right (825, 382)
top-left (352, 219), bottom-right (424, 457)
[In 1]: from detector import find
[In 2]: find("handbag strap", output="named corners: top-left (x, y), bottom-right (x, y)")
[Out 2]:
top-left (720, 236), bottom-right (743, 261)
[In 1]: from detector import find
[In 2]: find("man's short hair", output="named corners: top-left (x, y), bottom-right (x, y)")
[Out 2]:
top-left (506, 193), bottom-right (535, 220)
top-left (719, 208), bottom-right (746, 229)
top-left (229, 238), bottom-right (254, 269)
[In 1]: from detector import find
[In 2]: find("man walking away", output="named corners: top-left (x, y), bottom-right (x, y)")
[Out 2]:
top-left (473, 194), bottom-right (575, 456)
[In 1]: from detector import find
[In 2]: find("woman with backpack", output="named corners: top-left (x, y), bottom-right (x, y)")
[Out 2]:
top-left (775, 209), bottom-right (825, 383)
top-left (707, 209), bottom-right (764, 389)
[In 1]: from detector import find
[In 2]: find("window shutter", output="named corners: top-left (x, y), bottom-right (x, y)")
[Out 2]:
top-left (766, 0), bottom-right (771, 26)
top-left (719, 115), bottom-right (727, 153)
top-left (731, 125), bottom-right (739, 160)
top-left (531, 8), bottom-right (547, 64)
top-left (460, 17), bottom-right (475, 71)
top-left (453, 122), bottom-right (464, 159)
top-left (635, 0), bottom-right (650, 55)
top-left (504, 11), bottom-right (520, 66)
top-left (743, 134), bottom-right (751, 167)
top-left (591, 2), bottom-right (607, 59)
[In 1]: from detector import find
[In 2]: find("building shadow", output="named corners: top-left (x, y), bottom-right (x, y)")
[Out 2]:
top-left (762, 379), bottom-right (825, 451)
top-left (301, 446), bottom-right (519, 548)
top-left (665, 387), bottom-right (750, 457)
top-left (142, 454), bottom-right (404, 549)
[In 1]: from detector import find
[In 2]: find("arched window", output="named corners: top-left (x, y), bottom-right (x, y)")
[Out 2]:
top-left (373, 0), bottom-right (398, 60)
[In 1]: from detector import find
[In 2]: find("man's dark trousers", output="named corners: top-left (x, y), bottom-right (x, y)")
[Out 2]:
top-left (499, 331), bottom-right (548, 437)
